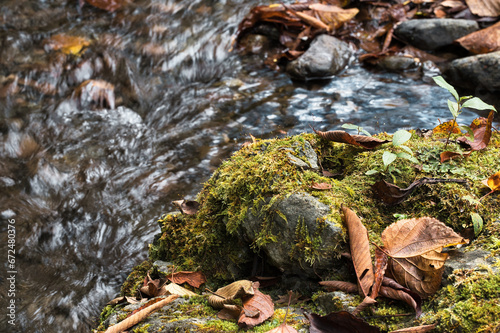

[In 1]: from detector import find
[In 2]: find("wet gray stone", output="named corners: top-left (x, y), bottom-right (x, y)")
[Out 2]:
top-left (377, 55), bottom-right (420, 72)
top-left (442, 248), bottom-right (499, 285)
top-left (283, 141), bottom-right (319, 170)
top-left (394, 19), bottom-right (479, 50)
top-left (314, 291), bottom-right (357, 314)
top-left (242, 192), bottom-right (343, 277)
top-left (286, 34), bottom-right (352, 80)
top-left (445, 51), bottom-right (500, 92)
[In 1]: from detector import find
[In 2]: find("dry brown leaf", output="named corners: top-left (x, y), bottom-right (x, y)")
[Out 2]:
top-left (319, 280), bottom-right (359, 293)
top-left (464, 0), bottom-right (500, 17)
top-left (370, 247), bottom-right (388, 299)
top-left (379, 286), bottom-right (422, 317)
top-left (238, 282), bottom-right (274, 328)
top-left (162, 283), bottom-right (198, 297)
top-left (382, 217), bottom-right (468, 298)
top-left (457, 21), bottom-right (500, 54)
top-left (107, 296), bottom-right (139, 306)
top-left (266, 323), bottom-right (298, 333)
top-left (382, 217), bottom-right (468, 258)
top-left (341, 205), bottom-right (374, 297)
top-left (352, 296), bottom-right (377, 316)
top-left (172, 199), bottom-right (200, 215)
top-left (313, 128), bottom-right (390, 149)
top-left (208, 280), bottom-right (254, 309)
top-left (166, 271), bottom-right (206, 288)
top-left (310, 182), bottom-right (332, 190)
top-left (310, 4), bottom-right (359, 30)
top-left (44, 34), bottom-right (90, 55)
top-left (440, 151), bottom-right (471, 163)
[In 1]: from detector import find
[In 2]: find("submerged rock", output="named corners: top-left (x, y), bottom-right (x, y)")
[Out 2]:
top-left (445, 51), bottom-right (500, 92)
top-left (395, 19), bottom-right (479, 50)
top-left (377, 55), bottom-right (420, 72)
top-left (286, 34), bottom-right (352, 80)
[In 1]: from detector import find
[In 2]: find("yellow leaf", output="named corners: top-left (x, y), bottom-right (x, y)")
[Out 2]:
top-left (45, 34), bottom-right (90, 55)
top-left (486, 171), bottom-right (500, 191)
top-left (432, 119), bottom-right (460, 135)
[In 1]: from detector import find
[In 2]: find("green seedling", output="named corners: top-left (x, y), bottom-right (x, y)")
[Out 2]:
top-left (366, 129), bottom-right (419, 179)
top-left (432, 76), bottom-right (497, 148)
top-left (341, 123), bottom-right (372, 136)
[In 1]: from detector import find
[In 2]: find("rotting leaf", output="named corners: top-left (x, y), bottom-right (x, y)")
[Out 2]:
top-left (370, 247), bottom-right (388, 299)
top-left (305, 311), bottom-right (381, 333)
top-left (341, 205), bottom-right (374, 297)
top-left (172, 199), bottom-right (200, 215)
top-left (238, 282), bottom-right (274, 328)
top-left (166, 270), bottom-right (206, 288)
top-left (312, 128), bottom-right (390, 149)
top-left (372, 178), bottom-right (467, 205)
top-left (319, 280), bottom-right (359, 293)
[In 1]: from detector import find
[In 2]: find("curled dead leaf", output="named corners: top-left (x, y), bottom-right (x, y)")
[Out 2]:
top-left (238, 282), bottom-right (274, 328)
top-left (313, 128), bottom-right (390, 149)
top-left (484, 171), bottom-right (500, 192)
top-left (305, 311), bottom-right (381, 333)
top-left (166, 270), bottom-right (206, 288)
top-left (172, 199), bottom-right (200, 215)
top-left (208, 280), bottom-right (254, 309)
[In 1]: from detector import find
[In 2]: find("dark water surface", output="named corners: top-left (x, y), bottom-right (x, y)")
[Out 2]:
top-left (0, 1), bottom-right (497, 332)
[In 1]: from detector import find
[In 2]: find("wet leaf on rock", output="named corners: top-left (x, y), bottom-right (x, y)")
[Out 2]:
top-left (312, 128), bottom-right (390, 149)
top-left (305, 311), bottom-right (381, 333)
top-left (172, 199), bottom-right (200, 215)
top-left (166, 270), bottom-right (206, 288)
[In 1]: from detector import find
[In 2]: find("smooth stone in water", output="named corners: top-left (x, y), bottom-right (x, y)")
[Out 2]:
top-left (394, 19), bottom-right (479, 50)
top-left (445, 51), bottom-right (500, 92)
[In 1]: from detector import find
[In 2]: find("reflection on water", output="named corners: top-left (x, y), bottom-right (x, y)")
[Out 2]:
top-left (0, 0), bottom-right (498, 332)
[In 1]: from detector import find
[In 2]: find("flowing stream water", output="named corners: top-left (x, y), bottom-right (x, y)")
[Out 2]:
top-left (0, 0), bottom-right (497, 332)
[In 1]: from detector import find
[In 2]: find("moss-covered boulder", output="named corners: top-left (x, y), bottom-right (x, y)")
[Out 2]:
top-left (103, 130), bottom-right (499, 332)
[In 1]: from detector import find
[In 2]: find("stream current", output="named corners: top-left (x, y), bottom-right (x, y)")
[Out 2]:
top-left (0, 0), bottom-right (497, 332)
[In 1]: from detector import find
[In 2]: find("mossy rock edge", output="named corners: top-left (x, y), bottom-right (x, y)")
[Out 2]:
top-left (101, 131), bottom-right (500, 332)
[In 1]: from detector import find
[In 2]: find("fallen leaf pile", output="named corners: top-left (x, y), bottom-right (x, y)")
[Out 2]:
top-left (318, 206), bottom-right (468, 331)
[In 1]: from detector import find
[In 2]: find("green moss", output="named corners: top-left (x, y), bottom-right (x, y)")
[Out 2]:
top-left (121, 260), bottom-right (153, 296)
top-left (421, 271), bottom-right (500, 332)
top-left (132, 323), bottom-right (151, 333)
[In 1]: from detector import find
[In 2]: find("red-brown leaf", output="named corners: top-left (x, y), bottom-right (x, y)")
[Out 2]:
top-left (319, 281), bottom-right (359, 293)
top-left (166, 271), bottom-right (206, 288)
top-left (310, 182), bottom-right (332, 190)
top-left (238, 282), bottom-right (274, 328)
top-left (440, 151), bottom-right (471, 163)
top-left (266, 323), bottom-right (298, 333)
top-left (370, 247), bottom-right (388, 299)
top-left (379, 286), bottom-right (422, 317)
top-left (456, 21), bottom-right (500, 54)
top-left (341, 205), bottom-right (374, 297)
top-left (457, 110), bottom-right (494, 151)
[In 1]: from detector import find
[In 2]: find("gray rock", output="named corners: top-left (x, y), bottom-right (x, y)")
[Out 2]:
top-left (445, 51), bottom-right (500, 92)
top-left (314, 291), bottom-right (357, 314)
top-left (286, 34), bottom-right (352, 80)
top-left (241, 192), bottom-right (343, 277)
top-left (377, 55), bottom-right (420, 72)
top-left (443, 248), bottom-right (499, 285)
top-left (283, 140), bottom-right (319, 170)
top-left (394, 19), bottom-right (479, 50)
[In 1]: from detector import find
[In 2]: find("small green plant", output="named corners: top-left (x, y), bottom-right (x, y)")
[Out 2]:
top-left (366, 129), bottom-right (418, 178)
top-left (432, 76), bottom-right (497, 148)
top-left (341, 123), bottom-right (372, 136)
